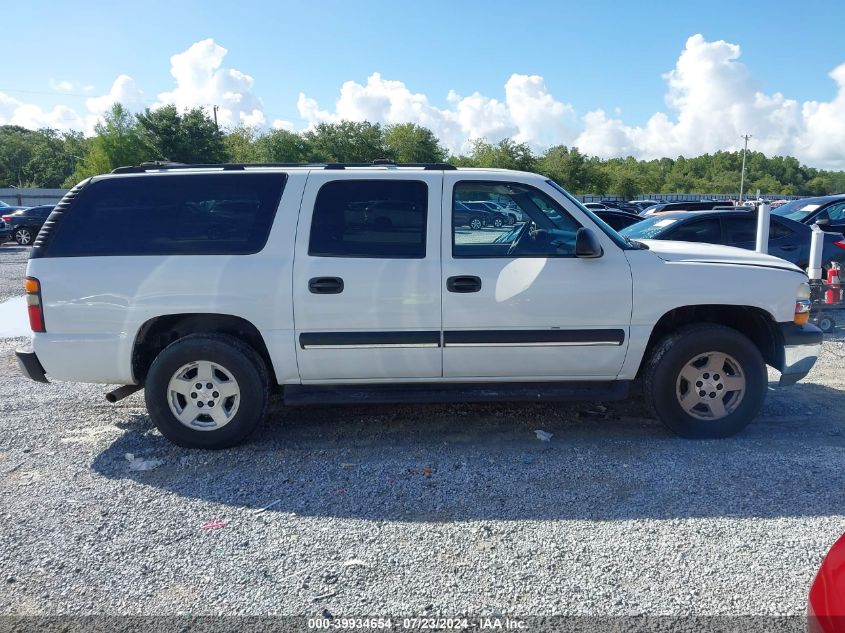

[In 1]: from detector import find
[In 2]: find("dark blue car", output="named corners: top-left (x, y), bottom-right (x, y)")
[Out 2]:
top-left (619, 210), bottom-right (845, 270)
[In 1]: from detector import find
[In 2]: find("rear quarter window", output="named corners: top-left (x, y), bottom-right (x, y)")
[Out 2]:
top-left (45, 173), bottom-right (286, 257)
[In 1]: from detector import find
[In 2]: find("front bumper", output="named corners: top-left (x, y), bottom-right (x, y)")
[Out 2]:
top-left (778, 322), bottom-right (823, 386)
top-left (15, 347), bottom-right (49, 383)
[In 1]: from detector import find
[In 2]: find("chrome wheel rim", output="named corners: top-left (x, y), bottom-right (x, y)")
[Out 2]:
top-left (675, 351), bottom-right (746, 421)
top-left (167, 360), bottom-right (240, 430)
top-left (470, 219), bottom-right (482, 230)
top-left (494, 219), bottom-right (503, 227)
top-left (16, 229), bottom-right (31, 245)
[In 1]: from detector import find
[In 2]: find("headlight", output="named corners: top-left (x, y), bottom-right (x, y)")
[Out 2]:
top-left (797, 282), bottom-right (811, 301)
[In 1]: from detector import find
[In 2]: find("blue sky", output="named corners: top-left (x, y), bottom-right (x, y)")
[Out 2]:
top-left (3, 0), bottom-right (845, 167)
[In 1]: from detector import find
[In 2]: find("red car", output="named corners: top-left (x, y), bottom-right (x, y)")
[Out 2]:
top-left (809, 533), bottom-right (845, 632)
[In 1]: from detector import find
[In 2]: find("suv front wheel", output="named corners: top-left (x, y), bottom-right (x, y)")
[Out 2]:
top-left (643, 324), bottom-right (766, 438)
top-left (144, 333), bottom-right (270, 448)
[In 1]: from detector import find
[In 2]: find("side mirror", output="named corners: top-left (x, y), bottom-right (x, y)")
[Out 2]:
top-left (815, 217), bottom-right (831, 228)
top-left (575, 227), bottom-right (603, 258)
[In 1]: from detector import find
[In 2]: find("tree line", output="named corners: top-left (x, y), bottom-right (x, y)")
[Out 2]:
top-left (2, 102), bottom-right (844, 198)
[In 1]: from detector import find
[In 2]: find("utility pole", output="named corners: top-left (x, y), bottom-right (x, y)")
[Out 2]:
top-left (212, 105), bottom-right (219, 130)
top-left (739, 134), bottom-right (751, 203)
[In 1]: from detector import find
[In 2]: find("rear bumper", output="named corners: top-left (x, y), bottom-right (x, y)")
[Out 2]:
top-left (15, 347), bottom-right (49, 383)
top-left (778, 322), bottom-right (823, 386)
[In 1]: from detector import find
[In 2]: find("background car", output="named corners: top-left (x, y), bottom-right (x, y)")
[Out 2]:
top-left (641, 200), bottom-right (736, 216)
top-left (772, 194), bottom-right (845, 234)
top-left (808, 533), bottom-right (845, 632)
top-left (630, 199), bottom-right (660, 210)
top-left (593, 209), bottom-right (644, 232)
top-left (462, 201), bottom-right (511, 227)
top-left (454, 201), bottom-right (494, 230)
top-left (2, 204), bottom-right (53, 245)
top-left (619, 210), bottom-right (845, 269)
top-left (0, 200), bottom-right (29, 213)
top-left (0, 219), bottom-right (11, 243)
top-left (597, 199), bottom-right (644, 215)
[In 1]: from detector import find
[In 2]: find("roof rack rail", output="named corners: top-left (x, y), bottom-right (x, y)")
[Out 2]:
top-left (111, 160), bottom-right (457, 174)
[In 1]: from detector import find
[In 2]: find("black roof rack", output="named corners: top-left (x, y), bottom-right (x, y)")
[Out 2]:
top-left (111, 160), bottom-right (456, 174)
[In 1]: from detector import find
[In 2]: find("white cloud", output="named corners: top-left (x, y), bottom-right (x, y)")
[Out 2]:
top-left (296, 71), bottom-right (574, 153)
top-left (574, 34), bottom-right (808, 161)
top-left (84, 74), bottom-right (146, 133)
top-left (0, 91), bottom-right (84, 130)
top-left (49, 79), bottom-right (94, 93)
top-left (153, 38), bottom-right (267, 128)
top-left (4, 34), bottom-right (845, 169)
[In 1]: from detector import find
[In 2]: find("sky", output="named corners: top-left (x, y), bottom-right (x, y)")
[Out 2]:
top-left (2, 0), bottom-right (845, 168)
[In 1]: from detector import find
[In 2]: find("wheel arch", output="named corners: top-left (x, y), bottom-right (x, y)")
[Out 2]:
top-left (637, 304), bottom-right (783, 377)
top-left (132, 313), bottom-right (277, 387)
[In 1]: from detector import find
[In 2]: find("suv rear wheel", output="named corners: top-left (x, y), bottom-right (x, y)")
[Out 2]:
top-left (144, 333), bottom-right (269, 448)
top-left (469, 217), bottom-right (483, 230)
top-left (643, 324), bottom-right (766, 438)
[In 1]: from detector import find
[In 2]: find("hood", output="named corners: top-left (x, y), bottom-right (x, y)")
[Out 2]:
top-left (640, 239), bottom-right (805, 273)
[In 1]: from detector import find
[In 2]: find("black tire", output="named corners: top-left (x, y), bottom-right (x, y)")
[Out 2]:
top-left (818, 315), bottom-right (835, 333)
top-left (493, 217), bottom-right (504, 228)
top-left (643, 324), bottom-right (766, 438)
top-left (14, 227), bottom-right (33, 245)
top-left (469, 217), bottom-right (483, 230)
top-left (144, 333), bottom-right (270, 449)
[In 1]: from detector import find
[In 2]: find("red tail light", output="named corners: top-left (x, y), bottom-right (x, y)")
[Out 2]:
top-left (1, 215), bottom-right (11, 223)
top-left (24, 277), bottom-right (45, 332)
top-left (835, 240), bottom-right (845, 250)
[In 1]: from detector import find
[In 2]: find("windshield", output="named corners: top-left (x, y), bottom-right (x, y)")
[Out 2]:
top-left (619, 216), bottom-right (681, 239)
top-left (772, 197), bottom-right (826, 221)
top-left (544, 180), bottom-right (640, 249)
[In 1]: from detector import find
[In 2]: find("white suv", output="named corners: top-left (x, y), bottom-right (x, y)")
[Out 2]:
top-left (16, 161), bottom-right (822, 448)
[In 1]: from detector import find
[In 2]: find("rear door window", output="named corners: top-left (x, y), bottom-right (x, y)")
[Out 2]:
top-left (47, 173), bottom-right (286, 257)
top-left (308, 180), bottom-right (428, 258)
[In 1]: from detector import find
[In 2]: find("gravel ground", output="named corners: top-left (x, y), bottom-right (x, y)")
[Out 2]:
top-left (0, 244), bottom-right (844, 620)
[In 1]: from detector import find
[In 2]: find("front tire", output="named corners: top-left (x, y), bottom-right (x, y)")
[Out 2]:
top-left (493, 217), bottom-right (504, 228)
top-left (643, 324), bottom-right (766, 438)
top-left (144, 334), bottom-right (270, 448)
top-left (469, 218), bottom-right (483, 230)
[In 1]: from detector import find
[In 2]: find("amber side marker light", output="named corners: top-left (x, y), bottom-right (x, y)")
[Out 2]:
top-left (24, 277), bottom-right (45, 332)
top-left (795, 299), bottom-right (811, 325)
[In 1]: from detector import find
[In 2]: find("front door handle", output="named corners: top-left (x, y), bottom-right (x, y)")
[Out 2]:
top-left (779, 244), bottom-right (797, 251)
top-left (447, 275), bottom-right (482, 293)
top-left (308, 277), bottom-right (344, 294)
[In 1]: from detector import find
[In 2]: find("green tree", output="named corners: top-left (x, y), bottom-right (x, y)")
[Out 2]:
top-left (304, 121), bottom-right (387, 163)
top-left (66, 103), bottom-right (146, 184)
top-left (383, 123), bottom-right (447, 163)
top-left (223, 126), bottom-right (259, 163)
top-left (459, 138), bottom-right (536, 172)
top-left (537, 145), bottom-right (591, 192)
top-left (136, 105), bottom-right (226, 163)
top-left (253, 128), bottom-right (312, 163)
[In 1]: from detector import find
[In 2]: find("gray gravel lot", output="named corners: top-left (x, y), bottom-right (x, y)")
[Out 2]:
top-left (0, 244), bottom-right (843, 619)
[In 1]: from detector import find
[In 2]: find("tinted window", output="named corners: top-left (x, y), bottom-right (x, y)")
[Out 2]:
top-left (47, 173), bottom-right (286, 257)
top-left (667, 218), bottom-right (721, 243)
top-left (308, 180), bottom-right (427, 258)
top-left (31, 207), bottom-right (53, 218)
top-left (725, 217), bottom-right (795, 242)
top-left (822, 202), bottom-right (845, 222)
top-left (453, 181), bottom-right (581, 258)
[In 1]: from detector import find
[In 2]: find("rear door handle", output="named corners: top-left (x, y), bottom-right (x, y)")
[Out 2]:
top-left (447, 275), bottom-right (482, 293)
top-left (308, 277), bottom-right (344, 294)
top-left (779, 244), bottom-right (797, 251)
